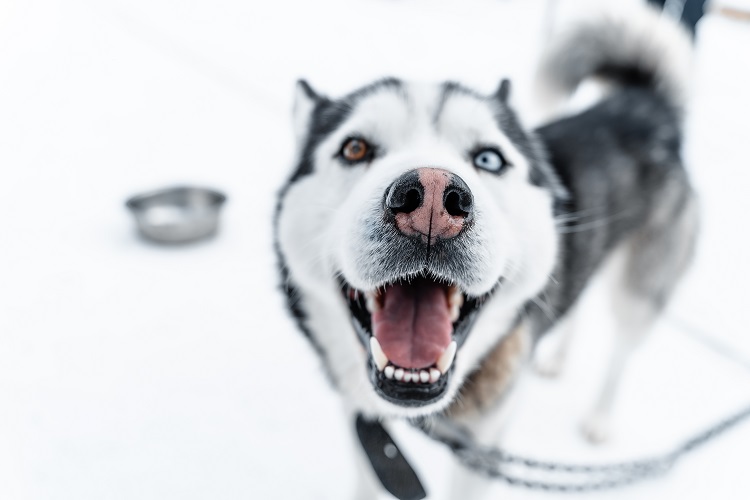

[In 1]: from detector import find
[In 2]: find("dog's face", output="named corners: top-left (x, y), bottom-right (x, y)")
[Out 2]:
top-left (277, 78), bottom-right (564, 418)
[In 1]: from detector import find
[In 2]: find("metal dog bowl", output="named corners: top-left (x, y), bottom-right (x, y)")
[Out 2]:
top-left (126, 186), bottom-right (227, 244)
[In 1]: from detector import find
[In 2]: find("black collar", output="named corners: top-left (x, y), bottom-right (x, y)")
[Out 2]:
top-left (355, 414), bottom-right (427, 500)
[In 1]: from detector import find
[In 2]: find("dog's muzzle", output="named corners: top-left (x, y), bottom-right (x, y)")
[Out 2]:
top-left (337, 168), bottom-right (496, 409)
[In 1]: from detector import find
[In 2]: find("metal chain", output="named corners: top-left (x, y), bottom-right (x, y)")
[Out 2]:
top-left (415, 402), bottom-right (750, 493)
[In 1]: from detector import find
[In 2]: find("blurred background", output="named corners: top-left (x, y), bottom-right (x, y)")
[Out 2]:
top-left (1, 0), bottom-right (749, 498)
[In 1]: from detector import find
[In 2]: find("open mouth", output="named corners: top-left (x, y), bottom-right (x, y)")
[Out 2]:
top-left (341, 274), bottom-right (490, 407)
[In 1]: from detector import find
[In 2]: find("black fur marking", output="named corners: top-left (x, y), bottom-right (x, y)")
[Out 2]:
top-left (433, 82), bottom-right (567, 201)
top-left (432, 81), bottom-right (485, 126)
top-left (527, 87), bottom-right (686, 337)
top-left (296, 79), bottom-right (321, 102)
top-left (272, 232), bottom-right (335, 384)
top-left (596, 64), bottom-right (656, 90)
top-left (274, 78), bottom-right (406, 383)
top-left (495, 78), bottom-right (511, 102)
top-left (288, 77), bottom-right (404, 183)
top-left (491, 100), bottom-right (569, 203)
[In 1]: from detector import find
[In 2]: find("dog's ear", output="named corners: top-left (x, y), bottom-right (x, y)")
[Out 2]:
top-left (494, 79), bottom-right (511, 103)
top-left (293, 79), bottom-right (323, 145)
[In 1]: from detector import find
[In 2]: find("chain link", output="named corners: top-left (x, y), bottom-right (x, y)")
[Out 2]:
top-left (415, 403), bottom-right (750, 493)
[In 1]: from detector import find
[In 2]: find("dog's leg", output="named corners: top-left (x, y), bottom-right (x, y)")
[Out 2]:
top-left (534, 303), bottom-right (580, 378)
top-left (581, 183), bottom-right (698, 444)
top-left (580, 296), bottom-right (646, 444)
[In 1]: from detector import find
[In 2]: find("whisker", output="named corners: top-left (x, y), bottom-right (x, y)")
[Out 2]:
top-left (556, 208), bottom-right (635, 234)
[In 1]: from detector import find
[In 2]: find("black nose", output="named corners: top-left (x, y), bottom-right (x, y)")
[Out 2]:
top-left (384, 168), bottom-right (473, 241)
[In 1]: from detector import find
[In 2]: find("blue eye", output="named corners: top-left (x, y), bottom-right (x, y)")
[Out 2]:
top-left (472, 148), bottom-right (508, 173)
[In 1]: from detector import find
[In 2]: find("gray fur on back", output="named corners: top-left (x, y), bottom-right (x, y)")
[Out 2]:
top-left (535, 4), bottom-right (692, 115)
top-left (526, 5), bottom-right (697, 338)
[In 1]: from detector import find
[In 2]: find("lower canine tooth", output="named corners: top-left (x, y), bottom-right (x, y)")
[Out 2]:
top-left (449, 304), bottom-right (460, 322)
top-left (369, 337), bottom-right (389, 371)
top-left (448, 287), bottom-right (463, 322)
top-left (365, 291), bottom-right (380, 313)
top-left (437, 341), bottom-right (457, 374)
top-left (384, 365), bottom-right (395, 379)
top-left (449, 286), bottom-right (464, 306)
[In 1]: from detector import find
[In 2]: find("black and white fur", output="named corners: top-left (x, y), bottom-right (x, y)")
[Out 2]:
top-left (275, 4), bottom-right (696, 498)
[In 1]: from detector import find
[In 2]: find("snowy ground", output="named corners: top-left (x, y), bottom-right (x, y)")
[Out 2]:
top-left (1, 0), bottom-right (749, 499)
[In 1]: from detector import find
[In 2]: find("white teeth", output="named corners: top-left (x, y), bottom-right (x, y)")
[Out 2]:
top-left (382, 365), bottom-right (445, 384)
top-left (449, 303), bottom-right (460, 322)
top-left (447, 286), bottom-right (464, 323)
top-left (379, 344), bottom-right (456, 383)
top-left (437, 341), bottom-right (457, 374)
top-left (370, 337), bottom-right (389, 371)
top-left (449, 286), bottom-right (463, 306)
top-left (365, 291), bottom-right (381, 313)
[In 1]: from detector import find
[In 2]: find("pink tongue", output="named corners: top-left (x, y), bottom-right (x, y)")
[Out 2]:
top-left (372, 280), bottom-right (453, 369)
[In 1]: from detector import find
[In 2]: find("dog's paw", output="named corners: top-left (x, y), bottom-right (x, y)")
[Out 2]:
top-left (533, 355), bottom-right (565, 378)
top-left (533, 338), bottom-right (566, 378)
top-left (580, 413), bottom-right (612, 444)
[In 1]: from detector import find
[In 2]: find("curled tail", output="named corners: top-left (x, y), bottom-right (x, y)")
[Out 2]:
top-left (535, 3), bottom-right (693, 118)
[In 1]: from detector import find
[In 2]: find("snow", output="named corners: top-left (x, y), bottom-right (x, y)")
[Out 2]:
top-left (0, 0), bottom-right (749, 499)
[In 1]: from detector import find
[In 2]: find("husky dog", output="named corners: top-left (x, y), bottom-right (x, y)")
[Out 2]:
top-left (275, 4), bottom-right (697, 498)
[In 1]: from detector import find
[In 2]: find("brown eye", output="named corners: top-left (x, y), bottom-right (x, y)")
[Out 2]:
top-left (341, 138), bottom-right (370, 163)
